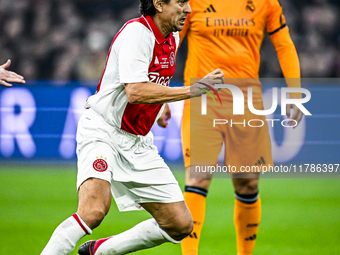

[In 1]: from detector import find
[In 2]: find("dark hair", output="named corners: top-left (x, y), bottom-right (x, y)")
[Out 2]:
top-left (139, 0), bottom-right (171, 16)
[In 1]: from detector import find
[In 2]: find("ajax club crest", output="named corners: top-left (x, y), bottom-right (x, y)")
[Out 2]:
top-left (93, 158), bottom-right (108, 172)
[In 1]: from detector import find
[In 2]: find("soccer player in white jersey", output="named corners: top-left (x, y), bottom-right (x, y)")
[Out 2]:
top-left (0, 59), bottom-right (25, 87)
top-left (41, 0), bottom-right (224, 254)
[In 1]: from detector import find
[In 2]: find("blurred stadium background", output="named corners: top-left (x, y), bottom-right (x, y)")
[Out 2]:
top-left (0, 0), bottom-right (340, 254)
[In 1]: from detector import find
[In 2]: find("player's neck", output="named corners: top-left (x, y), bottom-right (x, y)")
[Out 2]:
top-left (152, 15), bottom-right (172, 38)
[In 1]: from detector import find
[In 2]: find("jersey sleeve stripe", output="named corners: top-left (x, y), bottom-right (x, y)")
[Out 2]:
top-left (268, 23), bottom-right (286, 35)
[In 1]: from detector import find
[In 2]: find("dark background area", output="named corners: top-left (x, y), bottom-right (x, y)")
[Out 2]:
top-left (0, 0), bottom-right (339, 84)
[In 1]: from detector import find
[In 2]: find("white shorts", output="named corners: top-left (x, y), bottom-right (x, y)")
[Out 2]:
top-left (76, 109), bottom-right (184, 211)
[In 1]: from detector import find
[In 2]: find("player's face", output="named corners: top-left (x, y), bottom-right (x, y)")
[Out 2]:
top-left (162, 0), bottom-right (191, 33)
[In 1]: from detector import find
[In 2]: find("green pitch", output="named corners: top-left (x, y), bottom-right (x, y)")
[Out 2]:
top-left (1, 165), bottom-right (339, 254)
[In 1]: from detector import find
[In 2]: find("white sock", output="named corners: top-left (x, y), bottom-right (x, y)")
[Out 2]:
top-left (95, 218), bottom-right (180, 255)
top-left (41, 213), bottom-right (92, 255)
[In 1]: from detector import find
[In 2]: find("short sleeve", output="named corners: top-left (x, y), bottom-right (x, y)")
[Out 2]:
top-left (266, 0), bottom-right (287, 35)
top-left (119, 22), bottom-right (154, 84)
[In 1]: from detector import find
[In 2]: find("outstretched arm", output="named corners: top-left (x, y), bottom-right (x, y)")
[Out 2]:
top-left (125, 69), bottom-right (224, 104)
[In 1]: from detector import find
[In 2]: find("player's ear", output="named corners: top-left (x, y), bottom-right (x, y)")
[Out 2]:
top-left (153, 0), bottom-right (163, 13)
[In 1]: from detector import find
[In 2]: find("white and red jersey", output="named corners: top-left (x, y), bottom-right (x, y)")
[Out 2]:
top-left (85, 15), bottom-right (179, 136)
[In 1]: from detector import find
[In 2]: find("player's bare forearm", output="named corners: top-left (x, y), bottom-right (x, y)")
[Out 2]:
top-left (125, 81), bottom-right (190, 104)
top-left (125, 69), bottom-right (224, 104)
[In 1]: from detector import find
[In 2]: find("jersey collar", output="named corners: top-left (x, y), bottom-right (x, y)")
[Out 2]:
top-left (142, 15), bottom-right (173, 45)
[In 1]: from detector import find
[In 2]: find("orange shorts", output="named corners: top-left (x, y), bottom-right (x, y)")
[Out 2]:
top-left (181, 96), bottom-right (273, 174)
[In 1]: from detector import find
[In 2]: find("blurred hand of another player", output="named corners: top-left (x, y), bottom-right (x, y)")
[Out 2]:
top-left (0, 59), bottom-right (26, 87)
top-left (157, 103), bottom-right (171, 128)
top-left (286, 102), bottom-right (303, 128)
top-left (190, 69), bottom-right (224, 98)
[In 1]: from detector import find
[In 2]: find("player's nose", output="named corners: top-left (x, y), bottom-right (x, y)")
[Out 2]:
top-left (184, 2), bottom-right (191, 14)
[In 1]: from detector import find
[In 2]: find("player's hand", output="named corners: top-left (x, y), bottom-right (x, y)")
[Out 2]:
top-left (0, 59), bottom-right (26, 87)
top-left (286, 103), bottom-right (303, 128)
top-left (190, 69), bottom-right (224, 98)
top-left (203, 68), bottom-right (225, 83)
top-left (157, 103), bottom-right (171, 128)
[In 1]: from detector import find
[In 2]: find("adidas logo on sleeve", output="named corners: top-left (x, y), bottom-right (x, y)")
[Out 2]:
top-left (204, 4), bottom-right (216, 13)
